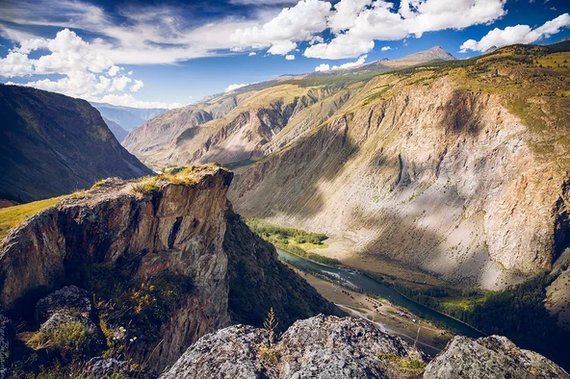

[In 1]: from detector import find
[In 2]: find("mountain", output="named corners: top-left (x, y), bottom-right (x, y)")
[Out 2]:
top-left (91, 102), bottom-right (167, 132)
top-left (102, 116), bottom-right (129, 142)
top-left (0, 165), bottom-right (339, 376)
top-left (122, 42), bottom-right (570, 363)
top-left (0, 85), bottom-right (153, 203)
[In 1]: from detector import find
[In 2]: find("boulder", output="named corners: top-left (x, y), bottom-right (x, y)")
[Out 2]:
top-left (423, 335), bottom-right (569, 379)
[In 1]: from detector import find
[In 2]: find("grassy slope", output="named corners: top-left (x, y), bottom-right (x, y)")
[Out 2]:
top-left (0, 196), bottom-right (64, 239)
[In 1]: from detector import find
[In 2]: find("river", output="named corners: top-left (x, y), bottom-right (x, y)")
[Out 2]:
top-left (277, 248), bottom-right (484, 339)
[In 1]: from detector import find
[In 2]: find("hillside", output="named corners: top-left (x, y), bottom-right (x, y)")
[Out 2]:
top-left (122, 47), bottom-right (458, 168)
top-left (91, 102), bottom-right (167, 132)
top-left (0, 165), bottom-right (339, 377)
top-left (102, 117), bottom-right (129, 142)
top-left (0, 85), bottom-right (153, 203)
top-left (126, 43), bottom-right (570, 287)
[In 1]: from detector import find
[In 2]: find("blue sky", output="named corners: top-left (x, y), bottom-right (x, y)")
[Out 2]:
top-left (0, 0), bottom-right (569, 108)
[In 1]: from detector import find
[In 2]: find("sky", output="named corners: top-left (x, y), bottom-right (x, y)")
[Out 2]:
top-left (0, 0), bottom-right (569, 109)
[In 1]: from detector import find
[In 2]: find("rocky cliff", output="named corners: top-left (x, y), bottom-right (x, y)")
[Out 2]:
top-left (123, 44), bottom-right (570, 291)
top-left (228, 44), bottom-right (570, 291)
top-left (161, 314), bottom-right (569, 379)
top-left (0, 85), bottom-right (153, 203)
top-left (0, 165), bottom-right (338, 376)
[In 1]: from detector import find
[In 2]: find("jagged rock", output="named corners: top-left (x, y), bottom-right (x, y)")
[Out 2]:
top-left (83, 357), bottom-right (131, 378)
top-left (0, 315), bottom-right (9, 379)
top-left (160, 325), bottom-right (270, 379)
top-left (36, 285), bottom-right (91, 323)
top-left (423, 335), bottom-right (570, 379)
top-left (161, 315), bottom-right (426, 379)
top-left (0, 166), bottom-right (338, 371)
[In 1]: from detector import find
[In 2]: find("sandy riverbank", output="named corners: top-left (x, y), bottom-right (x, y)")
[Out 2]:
top-left (295, 267), bottom-right (453, 357)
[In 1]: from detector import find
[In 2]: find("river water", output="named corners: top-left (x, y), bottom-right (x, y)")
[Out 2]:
top-left (277, 248), bottom-right (484, 339)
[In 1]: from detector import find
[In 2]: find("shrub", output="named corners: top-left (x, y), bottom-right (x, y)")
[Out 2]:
top-left (27, 319), bottom-right (96, 360)
top-left (131, 181), bottom-right (160, 195)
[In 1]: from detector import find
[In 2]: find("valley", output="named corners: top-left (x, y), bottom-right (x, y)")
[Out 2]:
top-left (1, 29), bottom-right (570, 377)
top-left (118, 41), bottom-right (570, 371)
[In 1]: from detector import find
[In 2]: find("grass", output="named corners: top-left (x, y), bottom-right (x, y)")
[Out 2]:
top-left (0, 196), bottom-right (65, 238)
top-left (378, 353), bottom-right (427, 372)
top-left (246, 218), bottom-right (342, 266)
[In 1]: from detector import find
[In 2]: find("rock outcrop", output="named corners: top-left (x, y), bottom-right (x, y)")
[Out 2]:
top-left (0, 165), bottom-right (338, 374)
top-left (161, 315), bottom-right (427, 379)
top-left (162, 315), bottom-right (569, 379)
top-left (424, 335), bottom-right (570, 379)
top-left (0, 84), bottom-right (153, 203)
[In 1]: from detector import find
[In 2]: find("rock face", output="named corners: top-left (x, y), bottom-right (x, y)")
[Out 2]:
top-left (424, 335), bottom-right (570, 379)
top-left (123, 45), bottom-right (570, 291)
top-left (162, 316), bottom-right (569, 379)
top-left (0, 165), bottom-right (338, 373)
top-left (0, 85), bottom-right (153, 203)
top-left (123, 85), bottom-right (350, 168)
top-left (161, 315), bottom-right (427, 379)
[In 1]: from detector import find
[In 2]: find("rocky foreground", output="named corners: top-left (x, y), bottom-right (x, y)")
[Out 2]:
top-left (161, 314), bottom-right (569, 379)
top-left (0, 165), bottom-right (338, 376)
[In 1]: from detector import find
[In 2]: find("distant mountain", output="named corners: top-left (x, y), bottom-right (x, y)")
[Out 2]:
top-left (0, 85), bottom-right (153, 203)
top-left (91, 102), bottom-right (167, 132)
top-left (482, 46), bottom-right (498, 55)
top-left (102, 117), bottom-right (129, 142)
top-left (311, 46), bottom-right (457, 77)
top-left (394, 45), bottom-right (456, 63)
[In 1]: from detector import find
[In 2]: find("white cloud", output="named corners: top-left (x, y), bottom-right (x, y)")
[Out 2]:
top-left (94, 94), bottom-right (180, 109)
top-left (381, 45), bottom-right (392, 51)
top-left (0, 0), bottom-right (509, 63)
top-left (249, 52), bottom-right (257, 56)
top-left (332, 54), bottom-right (367, 69)
top-left (231, 0), bottom-right (332, 55)
top-left (314, 54), bottom-right (367, 72)
top-left (0, 29), bottom-right (170, 109)
top-left (225, 83), bottom-right (249, 92)
top-left (306, 0), bottom-right (507, 59)
top-left (130, 79), bottom-right (144, 92)
top-left (305, 33), bottom-right (374, 59)
top-left (315, 63), bottom-right (330, 71)
top-left (328, 0), bottom-right (372, 33)
top-left (460, 13), bottom-right (570, 52)
top-left (285, 54), bottom-right (295, 60)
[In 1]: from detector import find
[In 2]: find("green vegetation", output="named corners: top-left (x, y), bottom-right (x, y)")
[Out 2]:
top-left (378, 353), bottom-right (426, 372)
top-left (247, 219), bottom-right (342, 266)
top-left (247, 218), bottom-right (328, 248)
top-left (0, 196), bottom-right (64, 238)
top-left (27, 320), bottom-right (97, 361)
top-left (130, 180), bottom-right (160, 195)
top-left (394, 271), bottom-right (570, 367)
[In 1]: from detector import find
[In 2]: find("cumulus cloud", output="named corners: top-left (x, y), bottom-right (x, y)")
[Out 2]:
top-left (225, 83), bottom-right (249, 92)
top-left (305, 0), bottom-right (507, 59)
top-left (231, 0), bottom-right (332, 55)
top-left (285, 54), bottom-right (295, 60)
top-left (381, 46), bottom-right (392, 51)
top-left (315, 63), bottom-right (330, 71)
top-left (314, 54), bottom-right (367, 71)
top-left (0, 29), bottom-right (171, 108)
top-left (0, 0), bottom-right (510, 62)
top-left (460, 13), bottom-right (570, 52)
top-left (249, 52), bottom-right (257, 56)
